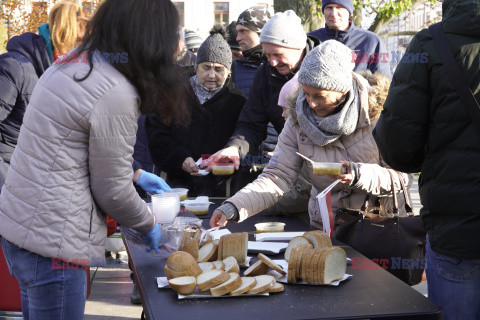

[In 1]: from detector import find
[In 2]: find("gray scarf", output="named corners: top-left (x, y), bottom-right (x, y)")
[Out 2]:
top-left (296, 80), bottom-right (359, 146)
top-left (190, 75), bottom-right (224, 104)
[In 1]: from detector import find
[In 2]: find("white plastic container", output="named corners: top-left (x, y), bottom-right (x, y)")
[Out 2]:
top-left (151, 193), bottom-right (180, 224)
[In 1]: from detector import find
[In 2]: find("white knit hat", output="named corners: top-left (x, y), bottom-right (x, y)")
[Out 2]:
top-left (298, 40), bottom-right (355, 93)
top-left (259, 10), bottom-right (307, 50)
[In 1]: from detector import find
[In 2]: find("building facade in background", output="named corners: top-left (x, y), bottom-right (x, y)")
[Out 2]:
top-left (172, 0), bottom-right (273, 36)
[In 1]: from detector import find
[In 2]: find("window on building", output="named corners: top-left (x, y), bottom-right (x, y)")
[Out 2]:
top-left (214, 2), bottom-right (229, 27)
top-left (174, 2), bottom-right (185, 27)
top-left (257, 3), bottom-right (269, 10)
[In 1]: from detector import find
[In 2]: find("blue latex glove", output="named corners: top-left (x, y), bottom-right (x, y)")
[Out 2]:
top-left (136, 171), bottom-right (172, 194)
top-left (144, 223), bottom-right (162, 253)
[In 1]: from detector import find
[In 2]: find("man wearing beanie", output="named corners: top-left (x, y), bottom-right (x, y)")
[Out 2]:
top-left (146, 30), bottom-right (246, 197)
top-left (309, 0), bottom-right (391, 77)
top-left (231, 6), bottom-right (271, 96)
top-left (209, 10), bottom-right (319, 212)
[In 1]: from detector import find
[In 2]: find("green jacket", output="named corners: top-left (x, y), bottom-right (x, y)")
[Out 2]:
top-left (374, 0), bottom-right (480, 259)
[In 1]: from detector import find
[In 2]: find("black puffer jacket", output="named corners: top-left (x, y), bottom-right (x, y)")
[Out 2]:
top-left (227, 36), bottom-right (320, 157)
top-left (146, 79), bottom-right (246, 196)
top-left (373, 0), bottom-right (480, 259)
top-left (0, 33), bottom-right (50, 163)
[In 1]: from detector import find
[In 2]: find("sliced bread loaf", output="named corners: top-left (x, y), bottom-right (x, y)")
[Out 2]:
top-left (210, 272), bottom-right (242, 296)
top-left (247, 275), bottom-right (275, 294)
top-left (267, 282), bottom-right (285, 293)
top-left (284, 236), bottom-right (313, 262)
top-left (230, 277), bottom-right (257, 295)
top-left (303, 231), bottom-right (332, 249)
top-left (196, 269), bottom-right (231, 291)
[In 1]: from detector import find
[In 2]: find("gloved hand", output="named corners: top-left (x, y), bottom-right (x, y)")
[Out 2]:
top-left (144, 223), bottom-right (162, 253)
top-left (136, 171), bottom-right (172, 194)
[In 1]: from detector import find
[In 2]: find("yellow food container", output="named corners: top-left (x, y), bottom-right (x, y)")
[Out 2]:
top-left (211, 164), bottom-right (235, 175)
top-left (184, 202), bottom-right (210, 216)
top-left (312, 162), bottom-right (343, 175)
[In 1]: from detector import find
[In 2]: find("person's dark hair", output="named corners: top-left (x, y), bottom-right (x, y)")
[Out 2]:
top-left (73, 0), bottom-right (189, 125)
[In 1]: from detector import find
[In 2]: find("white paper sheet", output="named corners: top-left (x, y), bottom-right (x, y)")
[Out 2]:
top-left (317, 179), bottom-right (341, 236)
top-left (255, 232), bottom-right (305, 242)
top-left (247, 241), bottom-right (288, 254)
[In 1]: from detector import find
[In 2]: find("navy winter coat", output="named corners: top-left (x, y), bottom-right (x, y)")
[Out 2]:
top-left (231, 45), bottom-right (265, 97)
top-left (0, 33), bottom-right (50, 163)
top-left (309, 24), bottom-right (391, 78)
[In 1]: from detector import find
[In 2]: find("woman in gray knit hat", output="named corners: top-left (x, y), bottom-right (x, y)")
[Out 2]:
top-left (146, 28), bottom-right (247, 196)
top-left (211, 39), bottom-right (412, 228)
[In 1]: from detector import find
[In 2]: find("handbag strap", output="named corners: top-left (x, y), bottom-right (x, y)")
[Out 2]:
top-left (387, 170), bottom-right (414, 216)
top-left (429, 23), bottom-right (480, 137)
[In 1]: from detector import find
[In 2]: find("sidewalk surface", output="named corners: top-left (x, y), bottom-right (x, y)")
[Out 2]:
top-left (84, 176), bottom-right (426, 320)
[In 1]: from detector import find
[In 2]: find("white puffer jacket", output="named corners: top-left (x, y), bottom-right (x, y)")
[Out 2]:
top-left (0, 54), bottom-right (155, 265)
top-left (227, 73), bottom-right (412, 229)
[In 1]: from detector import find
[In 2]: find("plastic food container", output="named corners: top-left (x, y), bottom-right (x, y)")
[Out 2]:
top-left (254, 222), bottom-right (286, 233)
top-left (312, 162), bottom-right (343, 176)
top-left (166, 188), bottom-right (189, 201)
top-left (184, 202), bottom-right (211, 216)
top-left (151, 193), bottom-right (180, 224)
top-left (211, 163), bottom-right (235, 175)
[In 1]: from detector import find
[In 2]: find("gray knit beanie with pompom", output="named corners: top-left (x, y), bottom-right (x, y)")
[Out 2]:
top-left (196, 25), bottom-right (232, 70)
top-left (298, 40), bottom-right (355, 93)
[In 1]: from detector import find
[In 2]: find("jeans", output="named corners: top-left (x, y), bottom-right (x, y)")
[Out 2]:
top-left (0, 236), bottom-right (86, 320)
top-left (426, 236), bottom-right (480, 320)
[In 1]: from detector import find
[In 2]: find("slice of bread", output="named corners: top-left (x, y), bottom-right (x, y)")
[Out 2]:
top-left (219, 233), bottom-right (248, 265)
top-left (223, 256), bottom-right (240, 273)
top-left (168, 276), bottom-right (197, 295)
top-left (284, 236), bottom-right (313, 262)
top-left (229, 277), bottom-right (257, 295)
top-left (247, 275), bottom-right (275, 294)
top-left (196, 269), bottom-right (231, 291)
top-left (267, 282), bottom-right (285, 293)
top-left (210, 272), bottom-right (242, 296)
top-left (198, 262), bottom-right (215, 273)
top-left (257, 253), bottom-right (286, 276)
top-left (243, 260), bottom-right (268, 276)
top-left (287, 245), bottom-right (309, 283)
top-left (318, 247), bottom-right (347, 284)
top-left (184, 238), bottom-right (199, 261)
top-left (198, 242), bottom-right (217, 262)
top-left (213, 260), bottom-right (225, 270)
top-left (303, 231), bottom-right (332, 249)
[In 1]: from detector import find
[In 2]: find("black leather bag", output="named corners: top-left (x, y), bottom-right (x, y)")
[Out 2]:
top-left (332, 171), bottom-right (426, 285)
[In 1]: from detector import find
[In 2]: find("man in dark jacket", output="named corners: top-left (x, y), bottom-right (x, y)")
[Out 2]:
top-left (373, 0), bottom-right (480, 318)
top-left (211, 10), bottom-right (319, 166)
top-left (0, 33), bottom-right (50, 187)
top-left (231, 6), bottom-right (271, 96)
top-left (309, 0), bottom-right (391, 77)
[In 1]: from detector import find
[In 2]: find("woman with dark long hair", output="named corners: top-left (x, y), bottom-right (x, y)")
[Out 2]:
top-left (0, 0), bottom-right (189, 318)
